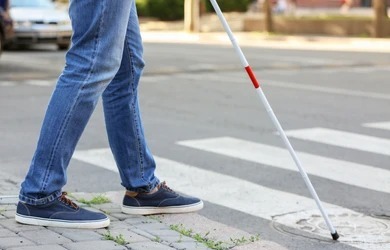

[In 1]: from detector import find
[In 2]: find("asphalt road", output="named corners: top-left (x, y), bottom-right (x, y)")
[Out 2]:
top-left (0, 41), bottom-right (389, 250)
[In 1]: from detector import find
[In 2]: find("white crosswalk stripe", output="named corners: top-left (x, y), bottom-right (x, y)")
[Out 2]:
top-left (363, 121), bottom-right (390, 131)
top-left (285, 127), bottom-right (390, 156)
top-left (177, 137), bottom-right (390, 194)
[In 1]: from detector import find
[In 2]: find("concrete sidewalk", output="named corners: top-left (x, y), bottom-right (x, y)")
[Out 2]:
top-left (139, 11), bottom-right (390, 53)
top-left (0, 172), bottom-right (286, 250)
top-left (141, 31), bottom-right (390, 53)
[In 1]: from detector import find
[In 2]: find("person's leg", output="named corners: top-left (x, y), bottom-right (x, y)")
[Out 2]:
top-left (102, 1), bottom-right (203, 215)
top-left (16, 0), bottom-right (133, 228)
top-left (102, 2), bottom-right (159, 193)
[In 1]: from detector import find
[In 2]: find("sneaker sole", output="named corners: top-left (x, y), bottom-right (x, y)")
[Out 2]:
top-left (121, 201), bottom-right (204, 215)
top-left (15, 213), bottom-right (110, 229)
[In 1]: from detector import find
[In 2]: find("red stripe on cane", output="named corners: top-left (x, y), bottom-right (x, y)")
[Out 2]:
top-left (245, 66), bottom-right (260, 89)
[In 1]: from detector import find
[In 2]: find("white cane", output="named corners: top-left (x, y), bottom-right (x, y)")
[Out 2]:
top-left (209, 0), bottom-right (339, 240)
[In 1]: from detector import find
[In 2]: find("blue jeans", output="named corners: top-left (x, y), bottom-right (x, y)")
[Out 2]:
top-left (19, 0), bottom-right (159, 205)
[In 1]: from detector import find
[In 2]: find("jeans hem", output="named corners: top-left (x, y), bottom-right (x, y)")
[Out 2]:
top-left (125, 179), bottom-right (159, 193)
top-left (19, 190), bottom-right (62, 206)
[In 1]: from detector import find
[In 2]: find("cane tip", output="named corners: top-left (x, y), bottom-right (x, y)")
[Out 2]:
top-left (331, 231), bottom-right (339, 241)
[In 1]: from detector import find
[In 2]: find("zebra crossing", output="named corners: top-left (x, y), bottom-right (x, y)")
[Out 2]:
top-left (73, 122), bottom-right (390, 250)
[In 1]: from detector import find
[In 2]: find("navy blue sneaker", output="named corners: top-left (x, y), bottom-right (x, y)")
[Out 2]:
top-left (15, 192), bottom-right (110, 229)
top-left (122, 182), bottom-right (203, 215)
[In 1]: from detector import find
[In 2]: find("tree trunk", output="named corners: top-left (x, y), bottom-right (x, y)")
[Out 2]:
top-left (373, 0), bottom-right (388, 37)
top-left (184, 0), bottom-right (200, 32)
top-left (263, 0), bottom-right (274, 33)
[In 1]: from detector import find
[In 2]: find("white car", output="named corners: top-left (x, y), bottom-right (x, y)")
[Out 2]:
top-left (10, 0), bottom-right (72, 50)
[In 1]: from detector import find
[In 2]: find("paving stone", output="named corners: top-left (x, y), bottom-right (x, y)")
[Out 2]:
top-left (124, 217), bottom-right (156, 225)
top-left (103, 228), bottom-right (149, 244)
top-left (156, 234), bottom-right (195, 244)
top-left (95, 225), bottom-right (136, 237)
top-left (100, 208), bottom-right (123, 215)
top-left (0, 228), bottom-right (18, 237)
top-left (107, 215), bottom-right (119, 222)
top-left (91, 203), bottom-right (119, 210)
top-left (131, 227), bottom-right (199, 246)
top-left (0, 182), bottom-right (19, 192)
top-left (0, 185), bottom-right (19, 194)
top-left (134, 222), bottom-right (168, 232)
top-left (0, 236), bottom-right (35, 248)
top-left (109, 213), bottom-right (136, 221)
top-left (62, 240), bottom-right (127, 250)
top-left (7, 244), bottom-right (68, 250)
top-left (69, 192), bottom-right (97, 202)
top-left (19, 229), bottom-right (72, 245)
top-left (99, 207), bottom-right (123, 214)
top-left (0, 193), bottom-right (285, 250)
top-left (0, 174), bottom-right (20, 195)
top-left (107, 220), bottom-right (136, 230)
top-left (126, 241), bottom-right (174, 250)
top-left (47, 227), bottom-right (103, 242)
top-left (0, 210), bottom-right (16, 219)
top-left (230, 241), bottom-right (288, 250)
top-left (129, 228), bottom-right (156, 240)
top-left (0, 204), bottom-right (16, 211)
top-left (0, 218), bottom-right (41, 232)
top-left (169, 241), bottom-right (211, 250)
top-left (155, 214), bottom-right (262, 248)
top-left (96, 228), bottom-right (108, 236)
top-left (147, 229), bottom-right (183, 237)
top-left (72, 201), bottom-right (89, 208)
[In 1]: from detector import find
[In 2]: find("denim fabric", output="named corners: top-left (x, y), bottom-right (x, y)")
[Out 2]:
top-left (19, 0), bottom-right (159, 205)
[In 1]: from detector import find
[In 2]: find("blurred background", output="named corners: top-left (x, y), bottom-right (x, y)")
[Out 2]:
top-left (0, 1), bottom-right (389, 249)
top-left (0, 0), bottom-right (389, 55)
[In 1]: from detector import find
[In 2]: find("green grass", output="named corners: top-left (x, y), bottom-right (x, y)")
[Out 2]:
top-left (193, 232), bottom-right (224, 250)
top-left (177, 234), bottom-right (183, 243)
top-left (169, 224), bottom-right (260, 250)
top-left (152, 236), bottom-right (162, 243)
top-left (230, 234), bottom-right (260, 245)
top-left (103, 231), bottom-right (128, 245)
top-left (170, 224), bottom-right (193, 237)
top-left (77, 194), bottom-right (110, 206)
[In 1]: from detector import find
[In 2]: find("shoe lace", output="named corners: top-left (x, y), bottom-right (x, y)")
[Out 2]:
top-left (59, 192), bottom-right (78, 209)
top-left (158, 181), bottom-right (176, 194)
